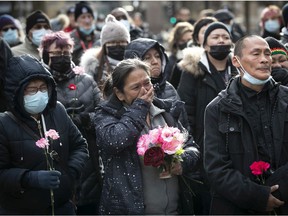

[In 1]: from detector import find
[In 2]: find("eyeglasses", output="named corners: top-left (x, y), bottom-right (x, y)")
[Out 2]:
top-left (48, 51), bottom-right (71, 57)
top-left (1, 27), bottom-right (17, 32)
top-left (25, 85), bottom-right (48, 95)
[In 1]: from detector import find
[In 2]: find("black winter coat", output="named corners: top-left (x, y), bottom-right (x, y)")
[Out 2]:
top-left (0, 55), bottom-right (88, 214)
top-left (177, 47), bottom-right (238, 181)
top-left (94, 95), bottom-right (199, 215)
top-left (204, 77), bottom-right (288, 214)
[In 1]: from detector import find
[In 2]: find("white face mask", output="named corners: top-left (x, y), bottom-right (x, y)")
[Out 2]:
top-left (24, 91), bottom-right (49, 114)
top-left (264, 19), bottom-right (280, 33)
top-left (236, 57), bottom-right (272, 85)
top-left (32, 28), bottom-right (49, 47)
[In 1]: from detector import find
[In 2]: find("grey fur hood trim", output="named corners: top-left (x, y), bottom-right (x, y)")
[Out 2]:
top-left (178, 46), bottom-right (205, 77)
top-left (80, 47), bottom-right (101, 77)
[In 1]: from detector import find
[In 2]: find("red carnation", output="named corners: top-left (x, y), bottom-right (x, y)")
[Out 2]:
top-left (250, 161), bottom-right (270, 176)
top-left (68, 84), bottom-right (76, 90)
top-left (144, 146), bottom-right (164, 167)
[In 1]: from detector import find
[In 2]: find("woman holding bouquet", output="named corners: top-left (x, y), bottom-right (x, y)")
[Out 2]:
top-left (94, 58), bottom-right (199, 215)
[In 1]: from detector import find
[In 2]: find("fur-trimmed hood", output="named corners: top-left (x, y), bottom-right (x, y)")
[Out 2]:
top-left (80, 47), bottom-right (101, 78)
top-left (178, 46), bottom-right (205, 77)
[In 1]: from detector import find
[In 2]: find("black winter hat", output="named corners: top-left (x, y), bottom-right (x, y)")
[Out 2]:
top-left (213, 9), bottom-right (234, 22)
top-left (282, 3), bottom-right (288, 28)
top-left (74, 1), bottom-right (94, 21)
top-left (203, 22), bottom-right (231, 46)
top-left (26, 10), bottom-right (51, 35)
top-left (265, 36), bottom-right (288, 56)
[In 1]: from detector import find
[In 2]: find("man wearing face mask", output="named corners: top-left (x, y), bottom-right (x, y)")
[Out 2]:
top-left (70, 1), bottom-right (100, 66)
top-left (12, 10), bottom-right (51, 60)
top-left (80, 14), bottom-right (130, 91)
top-left (177, 22), bottom-right (238, 215)
top-left (204, 34), bottom-right (288, 215)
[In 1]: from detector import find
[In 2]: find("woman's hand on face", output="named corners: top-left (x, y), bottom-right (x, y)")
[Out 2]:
top-left (138, 85), bottom-right (154, 105)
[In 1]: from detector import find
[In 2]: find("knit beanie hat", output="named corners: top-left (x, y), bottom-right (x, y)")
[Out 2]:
top-left (0, 14), bottom-right (17, 30)
top-left (282, 3), bottom-right (288, 27)
top-left (265, 36), bottom-right (288, 56)
top-left (213, 9), bottom-right (234, 22)
top-left (100, 14), bottom-right (130, 46)
top-left (203, 22), bottom-right (231, 46)
top-left (26, 10), bottom-right (51, 35)
top-left (192, 17), bottom-right (217, 45)
top-left (74, 1), bottom-right (94, 21)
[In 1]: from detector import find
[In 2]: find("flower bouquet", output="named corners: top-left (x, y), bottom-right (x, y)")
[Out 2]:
top-left (137, 125), bottom-right (188, 179)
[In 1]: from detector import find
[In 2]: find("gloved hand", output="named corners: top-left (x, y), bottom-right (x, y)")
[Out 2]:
top-left (23, 170), bottom-right (61, 189)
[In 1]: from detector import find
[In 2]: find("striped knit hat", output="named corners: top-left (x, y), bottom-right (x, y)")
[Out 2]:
top-left (265, 36), bottom-right (288, 56)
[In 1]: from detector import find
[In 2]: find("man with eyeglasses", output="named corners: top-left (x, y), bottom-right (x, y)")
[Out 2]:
top-left (0, 14), bottom-right (23, 48)
top-left (12, 10), bottom-right (51, 60)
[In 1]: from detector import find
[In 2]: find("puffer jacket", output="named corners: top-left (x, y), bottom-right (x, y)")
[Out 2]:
top-left (204, 76), bottom-right (288, 214)
top-left (124, 38), bottom-right (190, 132)
top-left (177, 46), bottom-right (238, 156)
top-left (0, 55), bottom-right (88, 214)
top-left (52, 69), bottom-right (102, 209)
top-left (95, 94), bottom-right (199, 215)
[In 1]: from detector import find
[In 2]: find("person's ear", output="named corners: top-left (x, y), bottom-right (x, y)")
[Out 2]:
top-left (232, 55), bottom-right (241, 68)
top-left (114, 87), bottom-right (125, 101)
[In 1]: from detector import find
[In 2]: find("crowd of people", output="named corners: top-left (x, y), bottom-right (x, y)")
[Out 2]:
top-left (1, 1), bottom-right (288, 215)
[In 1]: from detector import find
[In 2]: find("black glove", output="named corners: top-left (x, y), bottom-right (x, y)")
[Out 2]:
top-left (22, 170), bottom-right (61, 189)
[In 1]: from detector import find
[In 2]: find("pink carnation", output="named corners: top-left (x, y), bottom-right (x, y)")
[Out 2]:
top-left (45, 129), bottom-right (60, 140)
top-left (36, 138), bottom-right (49, 149)
top-left (137, 134), bottom-right (151, 156)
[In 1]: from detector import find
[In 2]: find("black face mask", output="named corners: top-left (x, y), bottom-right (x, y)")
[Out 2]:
top-left (50, 56), bottom-right (72, 72)
top-left (209, 45), bottom-right (231, 60)
top-left (106, 45), bottom-right (126, 61)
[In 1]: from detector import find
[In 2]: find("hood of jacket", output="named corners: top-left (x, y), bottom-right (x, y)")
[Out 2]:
top-left (80, 47), bottom-right (101, 76)
top-left (124, 38), bottom-right (169, 88)
top-left (178, 46), bottom-right (205, 77)
top-left (4, 54), bottom-right (57, 119)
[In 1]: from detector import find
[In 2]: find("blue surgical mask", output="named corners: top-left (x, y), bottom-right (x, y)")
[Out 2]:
top-left (3, 29), bottom-right (19, 45)
top-left (236, 57), bottom-right (272, 85)
top-left (24, 91), bottom-right (49, 114)
top-left (264, 19), bottom-right (280, 33)
top-left (32, 28), bottom-right (49, 47)
top-left (119, 19), bottom-right (130, 31)
top-left (79, 26), bottom-right (94, 35)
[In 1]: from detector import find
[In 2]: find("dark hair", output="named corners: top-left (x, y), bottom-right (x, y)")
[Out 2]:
top-left (102, 58), bottom-right (150, 97)
top-left (192, 17), bottom-right (217, 46)
top-left (234, 34), bottom-right (260, 57)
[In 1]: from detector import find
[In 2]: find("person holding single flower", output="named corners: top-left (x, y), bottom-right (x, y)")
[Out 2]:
top-left (0, 54), bottom-right (88, 214)
top-left (94, 58), bottom-right (199, 215)
top-left (204, 35), bottom-right (288, 214)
